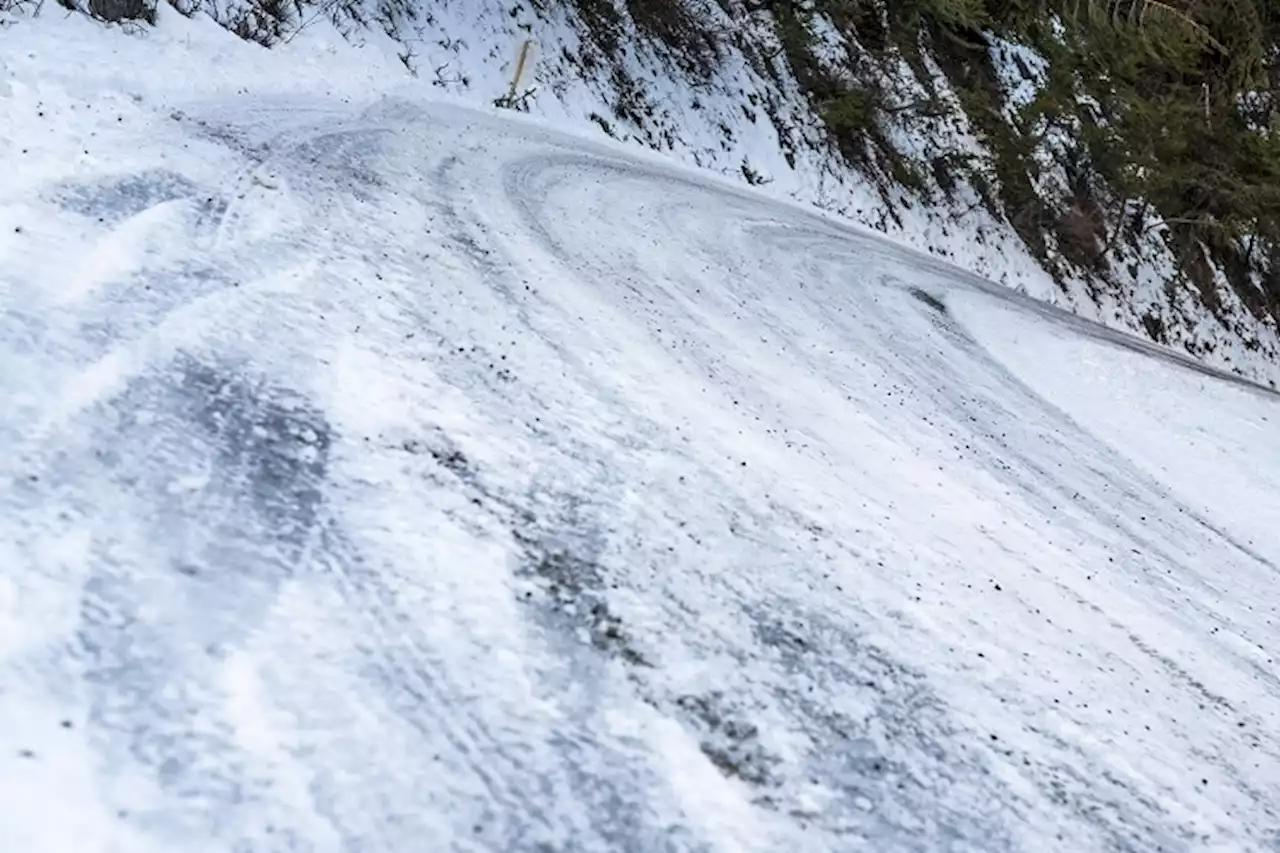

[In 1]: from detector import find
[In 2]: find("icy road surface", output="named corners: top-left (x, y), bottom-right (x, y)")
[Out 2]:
top-left (3, 95), bottom-right (1280, 852)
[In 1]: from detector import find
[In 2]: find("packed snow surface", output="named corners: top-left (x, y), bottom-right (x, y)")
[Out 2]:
top-left (3, 16), bottom-right (1280, 853)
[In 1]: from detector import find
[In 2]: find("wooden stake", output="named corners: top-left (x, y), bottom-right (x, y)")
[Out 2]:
top-left (509, 39), bottom-right (533, 102)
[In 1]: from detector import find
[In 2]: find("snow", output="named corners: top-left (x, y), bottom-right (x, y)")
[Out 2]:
top-left (2, 8), bottom-right (1280, 852)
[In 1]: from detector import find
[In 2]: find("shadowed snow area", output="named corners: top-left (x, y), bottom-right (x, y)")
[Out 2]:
top-left (3, 96), bottom-right (1280, 852)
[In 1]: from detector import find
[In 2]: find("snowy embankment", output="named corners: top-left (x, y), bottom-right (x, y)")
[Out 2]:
top-left (329, 0), bottom-right (1280, 389)
top-left (2, 12), bottom-right (1280, 853)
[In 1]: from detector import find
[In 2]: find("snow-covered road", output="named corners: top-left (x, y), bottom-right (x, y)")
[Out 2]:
top-left (3, 87), bottom-right (1280, 851)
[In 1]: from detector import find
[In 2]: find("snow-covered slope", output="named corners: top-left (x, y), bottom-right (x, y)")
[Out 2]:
top-left (12, 0), bottom-right (1280, 386)
top-left (3, 12), bottom-right (1280, 853)
top-left (326, 0), bottom-right (1280, 388)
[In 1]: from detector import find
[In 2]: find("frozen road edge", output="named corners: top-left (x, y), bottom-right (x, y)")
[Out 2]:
top-left (2, 97), bottom-right (1279, 852)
